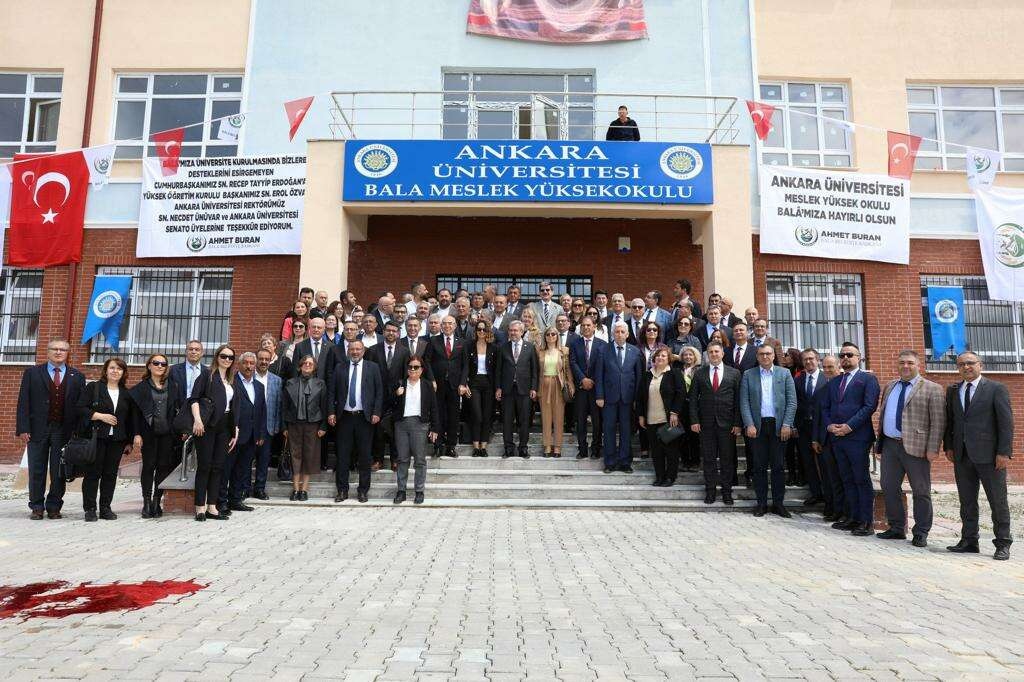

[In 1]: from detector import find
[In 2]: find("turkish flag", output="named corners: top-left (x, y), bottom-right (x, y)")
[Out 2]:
top-left (887, 131), bottom-right (922, 180)
top-left (152, 127), bottom-right (184, 177)
top-left (284, 96), bottom-right (314, 142)
top-left (746, 100), bottom-right (777, 141)
top-left (8, 151), bottom-right (90, 267)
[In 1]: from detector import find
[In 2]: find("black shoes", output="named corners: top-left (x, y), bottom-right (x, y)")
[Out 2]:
top-left (912, 535), bottom-right (928, 548)
top-left (603, 467), bottom-right (615, 474)
top-left (771, 505), bottom-right (791, 519)
top-left (947, 539), bottom-right (980, 553)
top-left (141, 499), bottom-right (152, 519)
top-left (877, 528), bottom-right (907, 540)
top-left (518, 448), bottom-right (529, 459)
top-left (205, 511), bottom-right (228, 520)
top-left (651, 478), bottom-right (663, 486)
top-left (99, 508), bottom-right (117, 521)
top-left (994, 546), bottom-right (1011, 561)
top-left (414, 492), bottom-right (424, 504)
top-left (194, 512), bottom-right (206, 522)
top-left (502, 449), bottom-right (513, 458)
top-left (357, 491), bottom-right (368, 503)
top-left (152, 496), bottom-right (164, 517)
top-left (831, 518), bottom-right (856, 530)
top-left (753, 505), bottom-right (766, 517)
top-left (393, 491), bottom-right (406, 504)
top-left (620, 466), bottom-right (633, 474)
top-left (703, 489), bottom-right (716, 504)
top-left (253, 490), bottom-right (269, 501)
top-left (300, 491), bottom-right (308, 501)
top-left (289, 490), bottom-right (298, 501)
top-left (803, 495), bottom-right (824, 507)
top-left (47, 510), bottom-right (62, 519)
top-left (721, 491), bottom-right (733, 505)
top-left (229, 503), bottom-right (254, 512)
top-left (445, 447), bottom-right (457, 458)
top-left (84, 510), bottom-right (98, 522)
top-left (576, 452), bottom-right (587, 460)
top-left (470, 447), bottom-right (485, 457)
top-left (335, 491), bottom-right (348, 503)
top-left (30, 510), bottom-right (44, 520)
top-left (851, 522), bottom-right (875, 536)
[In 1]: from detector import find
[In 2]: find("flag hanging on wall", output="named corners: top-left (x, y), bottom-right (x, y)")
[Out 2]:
top-left (974, 186), bottom-right (1024, 301)
top-left (926, 286), bottom-right (967, 359)
top-left (467, 0), bottom-right (647, 43)
top-left (81, 275), bottom-right (132, 350)
top-left (8, 151), bottom-right (91, 267)
top-left (965, 146), bottom-right (1002, 190)
top-left (285, 97), bottom-right (314, 142)
top-left (152, 128), bottom-right (184, 177)
top-left (887, 131), bottom-right (921, 180)
top-left (745, 101), bottom-right (776, 141)
top-left (217, 113), bottom-right (245, 142)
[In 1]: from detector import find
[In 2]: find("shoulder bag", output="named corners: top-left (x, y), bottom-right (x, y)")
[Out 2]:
top-left (172, 370), bottom-right (217, 435)
top-left (61, 382), bottom-right (101, 470)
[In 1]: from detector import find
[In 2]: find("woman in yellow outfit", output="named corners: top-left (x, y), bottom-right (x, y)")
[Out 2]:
top-left (536, 327), bottom-right (575, 457)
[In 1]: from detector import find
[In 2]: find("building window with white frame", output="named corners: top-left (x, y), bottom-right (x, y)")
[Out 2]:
top-left (0, 268), bottom-right (43, 364)
top-left (921, 274), bottom-right (1024, 372)
top-left (112, 73), bottom-right (242, 160)
top-left (907, 85), bottom-right (1024, 171)
top-left (757, 82), bottom-right (853, 168)
top-left (0, 73), bottom-right (62, 158)
top-left (766, 273), bottom-right (865, 358)
top-left (89, 267), bottom-right (233, 365)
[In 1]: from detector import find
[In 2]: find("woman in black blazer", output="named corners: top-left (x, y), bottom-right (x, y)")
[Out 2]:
top-left (77, 358), bottom-right (134, 521)
top-left (636, 347), bottom-right (685, 487)
top-left (464, 320), bottom-right (498, 457)
top-left (190, 344), bottom-right (241, 522)
top-left (129, 353), bottom-right (182, 519)
top-left (392, 357), bottom-right (440, 504)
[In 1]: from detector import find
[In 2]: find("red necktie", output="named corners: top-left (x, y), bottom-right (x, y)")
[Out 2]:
top-left (445, 336), bottom-right (452, 358)
top-left (53, 366), bottom-right (61, 387)
top-left (712, 365), bottom-right (719, 391)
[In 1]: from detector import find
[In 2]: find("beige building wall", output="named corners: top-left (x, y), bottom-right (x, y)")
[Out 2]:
top-left (756, 0), bottom-right (1024, 194)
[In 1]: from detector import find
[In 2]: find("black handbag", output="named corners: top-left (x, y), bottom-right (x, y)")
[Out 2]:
top-left (172, 370), bottom-right (216, 435)
top-left (61, 383), bottom-right (101, 469)
top-left (657, 423), bottom-right (686, 445)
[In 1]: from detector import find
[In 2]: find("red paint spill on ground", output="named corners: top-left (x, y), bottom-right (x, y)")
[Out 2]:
top-left (0, 580), bottom-right (205, 619)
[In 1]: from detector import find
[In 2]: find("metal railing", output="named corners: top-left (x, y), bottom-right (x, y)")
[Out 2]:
top-left (329, 91), bottom-right (741, 144)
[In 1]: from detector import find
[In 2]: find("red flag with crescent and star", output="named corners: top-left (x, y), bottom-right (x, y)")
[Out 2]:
top-left (285, 96), bottom-right (314, 142)
top-left (8, 151), bottom-right (90, 267)
top-left (152, 127), bottom-right (184, 177)
top-left (745, 100), bottom-right (776, 141)
top-left (887, 131), bottom-right (922, 180)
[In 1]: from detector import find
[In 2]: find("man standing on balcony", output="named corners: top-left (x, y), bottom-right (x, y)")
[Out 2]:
top-left (606, 105), bottom-right (640, 141)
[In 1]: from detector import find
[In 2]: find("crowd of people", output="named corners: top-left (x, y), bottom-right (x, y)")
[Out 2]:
top-left (15, 280), bottom-right (1014, 558)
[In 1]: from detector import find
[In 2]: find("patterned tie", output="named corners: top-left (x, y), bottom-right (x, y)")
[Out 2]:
top-left (712, 365), bottom-right (719, 391)
top-left (895, 380), bottom-right (910, 432)
top-left (445, 336), bottom-right (452, 358)
top-left (513, 342), bottom-right (520, 363)
top-left (313, 340), bottom-right (320, 361)
top-left (386, 345), bottom-right (393, 367)
top-left (735, 346), bottom-right (741, 366)
top-left (53, 366), bottom-right (61, 387)
top-left (838, 373), bottom-right (850, 401)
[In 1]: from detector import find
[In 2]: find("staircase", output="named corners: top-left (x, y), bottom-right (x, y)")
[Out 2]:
top-left (252, 433), bottom-right (811, 512)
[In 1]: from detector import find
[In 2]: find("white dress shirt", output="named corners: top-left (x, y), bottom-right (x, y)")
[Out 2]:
top-left (960, 376), bottom-right (981, 410)
top-left (403, 379), bottom-right (422, 418)
top-left (240, 374), bottom-right (256, 404)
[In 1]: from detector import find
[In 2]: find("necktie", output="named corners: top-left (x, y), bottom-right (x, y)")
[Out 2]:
top-left (445, 336), bottom-right (452, 358)
top-left (617, 345), bottom-right (624, 366)
top-left (409, 339), bottom-right (415, 353)
top-left (513, 342), bottom-right (520, 363)
top-left (895, 380), bottom-right (910, 432)
top-left (838, 373), bottom-right (850, 401)
top-left (543, 302), bottom-right (549, 319)
top-left (806, 373), bottom-right (814, 398)
top-left (53, 366), bottom-right (61, 387)
top-left (712, 365), bottom-right (719, 391)
top-left (735, 346), bottom-right (741, 366)
top-left (585, 338), bottom-right (591, 365)
top-left (754, 337), bottom-right (762, 347)
top-left (313, 340), bottom-right (320, 361)
top-left (348, 362), bottom-right (358, 408)
top-left (386, 345), bottom-right (393, 367)
top-left (964, 382), bottom-right (973, 412)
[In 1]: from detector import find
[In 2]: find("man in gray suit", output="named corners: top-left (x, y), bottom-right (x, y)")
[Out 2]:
top-left (739, 344), bottom-right (797, 518)
top-left (944, 351), bottom-right (1014, 560)
top-left (528, 281), bottom-right (559, 330)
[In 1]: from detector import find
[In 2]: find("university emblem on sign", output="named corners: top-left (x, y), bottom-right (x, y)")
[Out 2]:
top-left (186, 235), bottom-right (208, 253)
top-left (659, 145), bottom-right (703, 180)
top-left (93, 155), bottom-right (111, 176)
top-left (228, 114), bottom-right (244, 128)
top-left (994, 222), bottom-right (1024, 268)
top-left (354, 143), bottom-right (398, 178)
top-left (93, 290), bottom-right (123, 319)
top-left (933, 299), bottom-right (959, 324)
top-left (794, 226), bottom-right (818, 247)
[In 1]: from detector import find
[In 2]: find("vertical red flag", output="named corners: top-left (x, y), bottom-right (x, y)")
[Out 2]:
top-left (745, 100), bottom-right (777, 141)
top-left (152, 128), bottom-right (184, 176)
top-left (887, 131), bottom-right (922, 180)
top-left (8, 151), bottom-right (90, 266)
top-left (284, 96), bottom-right (314, 142)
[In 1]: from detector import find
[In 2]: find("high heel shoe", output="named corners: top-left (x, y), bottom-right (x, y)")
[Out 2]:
top-left (194, 512), bottom-right (206, 522)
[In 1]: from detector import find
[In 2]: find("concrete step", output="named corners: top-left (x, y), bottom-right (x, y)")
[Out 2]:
top-left (250, 497), bottom-right (811, 512)
top-left (274, 468), bottom-right (709, 486)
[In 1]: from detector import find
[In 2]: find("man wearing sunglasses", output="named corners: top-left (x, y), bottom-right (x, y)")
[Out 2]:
top-left (821, 342), bottom-right (880, 537)
top-left (528, 281), bottom-right (558, 330)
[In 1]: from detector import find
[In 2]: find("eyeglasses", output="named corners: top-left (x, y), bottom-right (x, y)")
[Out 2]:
top-left (646, 327), bottom-right (658, 333)
top-left (219, 353), bottom-right (235, 361)
top-left (293, 323), bottom-right (305, 329)
top-left (838, 352), bottom-right (856, 359)
top-left (540, 288), bottom-right (552, 292)
top-left (546, 332), bottom-right (558, 337)
top-left (476, 328), bottom-right (487, 333)
top-left (572, 303), bottom-right (584, 308)
top-left (631, 305), bottom-right (644, 309)
top-left (408, 365), bottom-right (422, 370)
top-left (150, 360), bottom-right (168, 367)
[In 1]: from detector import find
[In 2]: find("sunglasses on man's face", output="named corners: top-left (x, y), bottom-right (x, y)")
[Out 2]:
top-left (838, 352), bottom-right (856, 359)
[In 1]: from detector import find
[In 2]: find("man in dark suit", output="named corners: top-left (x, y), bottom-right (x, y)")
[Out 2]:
top-left (696, 306), bottom-right (733, 348)
top-left (943, 351), bottom-right (1014, 560)
top-left (811, 355), bottom-right (845, 521)
top-left (294, 317), bottom-right (341, 469)
top-left (720, 297), bottom-right (743, 329)
top-left (496, 320), bottom-right (539, 458)
top-left (670, 278), bottom-right (703, 321)
top-left (795, 349), bottom-right (826, 509)
top-left (555, 313), bottom-right (578, 350)
top-left (329, 340), bottom-right (383, 503)
top-left (569, 316), bottom-right (607, 460)
top-left (596, 322), bottom-right (643, 473)
top-left (219, 352), bottom-right (267, 515)
top-left (490, 294), bottom-right (513, 345)
top-left (603, 293), bottom-right (629, 335)
top-left (821, 342), bottom-right (881, 537)
top-left (372, 294), bottom-right (397, 332)
top-left (170, 339), bottom-right (206, 405)
top-left (626, 298), bottom-right (647, 347)
top-left (15, 337), bottom-right (86, 519)
top-left (403, 318), bottom-right (429, 357)
top-left (688, 341), bottom-right (742, 505)
top-left (424, 315), bottom-right (468, 457)
top-left (453, 297), bottom-right (473, 340)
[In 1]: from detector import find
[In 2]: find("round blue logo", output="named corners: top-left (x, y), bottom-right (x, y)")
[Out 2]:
top-left (659, 145), bottom-right (703, 180)
top-left (934, 299), bottom-right (959, 323)
top-left (93, 291), bottom-right (123, 319)
top-left (354, 143), bottom-right (398, 179)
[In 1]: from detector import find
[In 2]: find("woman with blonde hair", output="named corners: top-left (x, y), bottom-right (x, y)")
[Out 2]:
top-left (537, 326), bottom-right (575, 457)
top-left (519, 307), bottom-right (541, 345)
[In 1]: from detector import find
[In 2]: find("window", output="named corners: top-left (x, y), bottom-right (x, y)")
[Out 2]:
top-left (757, 82), bottom-right (852, 168)
top-left (89, 267), bottom-right (232, 365)
top-left (908, 85), bottom-right (1024, 171)
top-left (766, 273), bottom-right (865, 358)
top-left (442, 70), bottom-right (595, 140)
top-left (0, 268), bottom-right (43, 363)
top-left (0, 73), bottom-right (62, 158)
top-left (921, 275), bottom-right (1024, 372)
top-left (112, 73), bottom-right (242, 160)
top-left (436, 275), bottom-right (592, 301)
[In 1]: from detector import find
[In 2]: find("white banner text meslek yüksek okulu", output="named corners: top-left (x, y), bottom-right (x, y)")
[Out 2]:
top-left (137, 154), bottom-right (306, 257)
top-left (759, 166), bottom-right (910, 265)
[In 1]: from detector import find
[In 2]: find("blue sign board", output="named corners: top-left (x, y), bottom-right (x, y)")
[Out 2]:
top-left (342, 140), bottom-right (714, 204)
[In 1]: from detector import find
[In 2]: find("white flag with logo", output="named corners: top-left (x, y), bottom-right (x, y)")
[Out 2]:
top-left (217, 113), bottom-right (244, 142)
top-left (82, 143), bottom-right (116, 188)
top-left (965, 146), bottom-right (1002, 190)
top-left (974, 186), bottom-right (1024, 301)
top-left (0, 164), bottom-right (10, 262)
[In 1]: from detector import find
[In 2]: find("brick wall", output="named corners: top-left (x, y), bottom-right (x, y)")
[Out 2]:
top-left (755, 236), bottom-right (1022, 482)
top-left (0, 229), bottom-right (300, 463)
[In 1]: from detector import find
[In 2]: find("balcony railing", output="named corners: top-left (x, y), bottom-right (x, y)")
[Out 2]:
top-left (329, 91), bottom-right (740, 144)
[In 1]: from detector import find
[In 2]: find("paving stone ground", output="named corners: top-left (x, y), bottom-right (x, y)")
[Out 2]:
top-left (1, 498), bottom-right (1023, 681)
